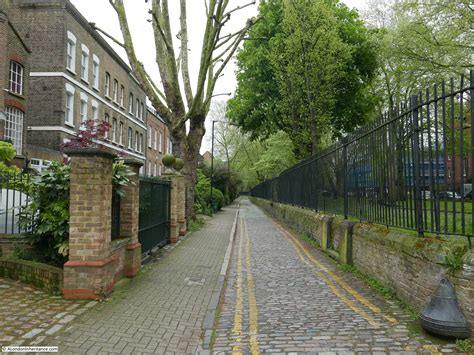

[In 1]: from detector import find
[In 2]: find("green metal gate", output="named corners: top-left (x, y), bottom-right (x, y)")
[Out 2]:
top-left (139, 177), bottom-right (171, 255)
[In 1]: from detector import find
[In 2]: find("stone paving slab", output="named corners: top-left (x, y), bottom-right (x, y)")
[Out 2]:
top-left (0, 277), bottom-right (90, 347)
top-left (38, 205), bottom-right (238, 354)
top-left (213, 199), bottom-right (464, 353)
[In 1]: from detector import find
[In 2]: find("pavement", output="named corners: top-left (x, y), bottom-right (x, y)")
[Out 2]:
top-left (38, 204), bottom-right (238, 354)
top-left (213, 199), bottom-right (462, 354)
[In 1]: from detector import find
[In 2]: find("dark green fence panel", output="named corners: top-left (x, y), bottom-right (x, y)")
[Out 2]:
top-left (139, 177), bottom-right (171, 255)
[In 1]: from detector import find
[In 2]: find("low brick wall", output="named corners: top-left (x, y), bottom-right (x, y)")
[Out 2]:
top-left (251, 197), bottom-right (474, 328)
top-left (0, 257), bottom-right (63, 295)
top-left (0, 234), bottom-right (28, 257)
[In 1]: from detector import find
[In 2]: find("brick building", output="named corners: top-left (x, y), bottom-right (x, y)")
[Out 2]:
top-left (4, 0), bottom-right (147, 172)
top-left (0, 6), bottom-right (30, 168)
top-left (145, 107), bottom-right (172, 177)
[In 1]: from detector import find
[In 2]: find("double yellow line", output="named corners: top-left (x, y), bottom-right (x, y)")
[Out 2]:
top-left (275, 222), bottom-right (398, 327)
top-left (232, 213), bottom-right (260, 355)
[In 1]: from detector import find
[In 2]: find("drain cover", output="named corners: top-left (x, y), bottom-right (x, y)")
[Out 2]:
top-left (184, 277), bottom-right (205, 286)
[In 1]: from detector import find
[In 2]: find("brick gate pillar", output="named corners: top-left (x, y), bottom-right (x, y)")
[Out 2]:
top-left (120, 158), bottom-right (143, 277)
top-left (176, 175), bottom-right (187, 237)
top-left (63, 148), bottom-right (116, 299)
top-left (162, 171), bottom-right (179, 243)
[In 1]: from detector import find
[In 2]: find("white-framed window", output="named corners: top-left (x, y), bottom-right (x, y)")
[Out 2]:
top-left (104, 113), bottom-right (110, 139)
top-left (30, 159), bottom-right (51, 173)
top-left (113, 79), bottom-right (118, 102)
top-left (140, 102), bottom-right (144, 120)
top-left (147, 126), bottom-right (152, 148)
top-left (4, 106), bottom-right (23, 155)
top-left (66, 31), bottom-right (76, 72)
top-left (158, 164), bottom-right (162, 176)
top-left (120, 85), bottom-right (124, 107)
top-left (91, 100), bottom-right (98, 121)
top-left (135, 98), bottom-right (140, 117)
top-left (135, 131), bottom-right (139, 151)
top-left (148, 160), bottom-right (152, 176)
top-left (105, 72), bottom-right (110, 97)
top-left (92, 55), bottom-right (100, 90)
top-left (128, 127), bottom-right (133, 149)
top-left (153, 129), bottom-right (157, 150)
top-left (9, 61), bottom-right (24, 95)
top-left (153, 162), bottom-right (157, 176)
top-left (119, 122), bottom-right (124, 145)
top-left (80, 44), bottom-right (89, 82)
top-left (80, 92), bottom-right (88, 123)
top-left (167, 138), bottom-right (172, 154)
top-left (65, 83), bottom-right (75, 126)
top-left (129, 93), bottom-right (134, 114)
top-left (112, 118), bottom-right (117, 143)
top-left (159, 132), bottom-right (162, 152)
top-left (139, 133), bottom-right (144, 153)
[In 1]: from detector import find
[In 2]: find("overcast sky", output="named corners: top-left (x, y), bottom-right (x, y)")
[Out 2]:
top-left (70, 0), bottom-right (368, 153)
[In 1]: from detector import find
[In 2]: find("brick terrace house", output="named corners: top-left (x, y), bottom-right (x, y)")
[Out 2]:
top-left (0, 6), bottom-right (30, 169)
top-left (145, 107), bottom-right (172, 177)
top-left (4, 0), bottom-right (147, 172)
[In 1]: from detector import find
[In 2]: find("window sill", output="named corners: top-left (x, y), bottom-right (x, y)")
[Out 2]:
top-left (66, 68), bottom-right (77, 76)
top-left (65, 122), bottom-right (75, 128)
top-left (105, 95), bottom-right (112, 101)
top-left (80, 78), bottom-right (89, 85)
top-left (92, 86), bottom-right (100, 93)
top-left (7, 91), bottom-right (25, 99)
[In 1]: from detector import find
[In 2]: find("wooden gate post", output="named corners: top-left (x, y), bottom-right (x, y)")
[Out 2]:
top-left (121, 158), bottom-right (143, 277)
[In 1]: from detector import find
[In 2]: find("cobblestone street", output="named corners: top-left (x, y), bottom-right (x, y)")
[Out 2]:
top-left (0, 277), bottom-right (90, 347)
top-left (214, 199), bottom-right (461, 353)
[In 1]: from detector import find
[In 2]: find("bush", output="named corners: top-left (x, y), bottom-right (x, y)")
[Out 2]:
top-left (19, 160), bottom-right (135, 267)
top-left (194, 169), bottom-right (225, 214)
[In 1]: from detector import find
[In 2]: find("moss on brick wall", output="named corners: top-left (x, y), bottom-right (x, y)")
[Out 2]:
top-left (0, 257), bottom-right (63, 295)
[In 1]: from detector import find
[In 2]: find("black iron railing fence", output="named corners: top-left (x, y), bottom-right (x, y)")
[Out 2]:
top-left (251, 71), bottom-right (473, 245)
top-left (0, 173), bottom-right (31, 234)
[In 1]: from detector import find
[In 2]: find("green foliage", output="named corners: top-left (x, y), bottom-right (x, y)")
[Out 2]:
top-left (253, 131), bottom-right (297, 180)
top-left (0, 141), bottom-right (20, 176)
top-left (162, 154), bottom-right (175, 167)
top-left (19, 160), bottom-right (135, 266)
top-left (228, 0), bottom-right (378, 157)
top-left (455, 339), bottom-right (473, 354)
top-left (112, 160), bottom-right (136, 197)
top-left (194, 169), bottom-right (225, 214)
top-left (188, 216), bottom-right (205, 233)
top-left (444, 247), bottom-right (466, 276)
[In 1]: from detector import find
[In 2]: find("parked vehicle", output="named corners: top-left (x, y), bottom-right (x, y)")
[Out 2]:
top-left (437, 191), bottom-right (461, 200)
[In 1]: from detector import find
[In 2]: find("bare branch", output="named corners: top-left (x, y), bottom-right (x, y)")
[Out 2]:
top-left (149, 9), bottom-right (173, 53)
top-left (179, 0), bottom-right (194, 106)
top-left (90, 23), bottom-right (125, 48)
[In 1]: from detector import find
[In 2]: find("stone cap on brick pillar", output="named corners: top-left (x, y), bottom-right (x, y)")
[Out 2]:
top-left (120, 158), bottom-right (144, 174)
top-left (63, 147), bottom-right (117, 160)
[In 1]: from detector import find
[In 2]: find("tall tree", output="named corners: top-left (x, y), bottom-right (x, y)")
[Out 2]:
top-left (228, 0), bottom-right (378, 158)
top-left (105, 0), bottom-right (258, 219)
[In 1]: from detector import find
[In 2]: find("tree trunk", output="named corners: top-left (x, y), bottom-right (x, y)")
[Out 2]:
top-left (173, 115), bottom-right (206, 223)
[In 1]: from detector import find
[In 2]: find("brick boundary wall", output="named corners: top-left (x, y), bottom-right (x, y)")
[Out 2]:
top-left (251, 197), bottom-right (474, 329)
top-left (62, 148), bottom-right (143, 300)
top-left (0, 257), bottom-right (63, 295)
top-left (0, 234), bottom-right (28, 257)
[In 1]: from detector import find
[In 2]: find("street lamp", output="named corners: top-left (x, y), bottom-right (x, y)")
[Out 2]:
top-left (210, 119), bottom-right (238, 213)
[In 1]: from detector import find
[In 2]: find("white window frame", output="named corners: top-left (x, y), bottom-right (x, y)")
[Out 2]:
top-left (91, 99), bottom-right (98, 121)
top-left (135, 131), bottom-right (139, 151)
top-left (158, 164), bottom-right (162, 176)
top-left (153, 162), bottom-right (157, 176)
top-left (4, 106), bottom-right (24, 155)
top-left (105, 72), bottom-right (110, 97)
top-left (167, 138), bottom-right (172, 154)
top-left (119, 121), bottom-right (124, 145)
top-left (65, 83), bottom-right (75, 127)
top-left (80, 92), bottom-right (88, 123)
top-left (128, 127), bottom-right (133, 149)
top-left (158, 132), bottom-right (162, 152)
top-left (113, 79), bottom-right (118, 102)
top-left (66, 31), bottom-right (76, 73)
top-left (120, 85), bottom-right (124, 107)
top-left (148, 160), bottom-right (152, 176)
top-left (92, 55), bottom-right (100, 90)
top-left (129, 93), bottom-right (134, 114)
top-left (112, 118), bottom-right (117, 143)
top-left (9, 61), bottom-right (24, 95)
top-left (80, 44), bottom-right (89, 82)
top-left (147, 126), bottom-right (152, 148)
top-left (140, 102), bottom-right (144, 120)
top-left (135, 98), bottom-right (140, 117)
top-left (139, 133), bottom-right (144, 153)
top-left (104, 113), bottom-right (110, 139)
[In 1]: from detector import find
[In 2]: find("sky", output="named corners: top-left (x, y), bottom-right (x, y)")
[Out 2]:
top-left (70, 0), bottom-right (369, 153)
